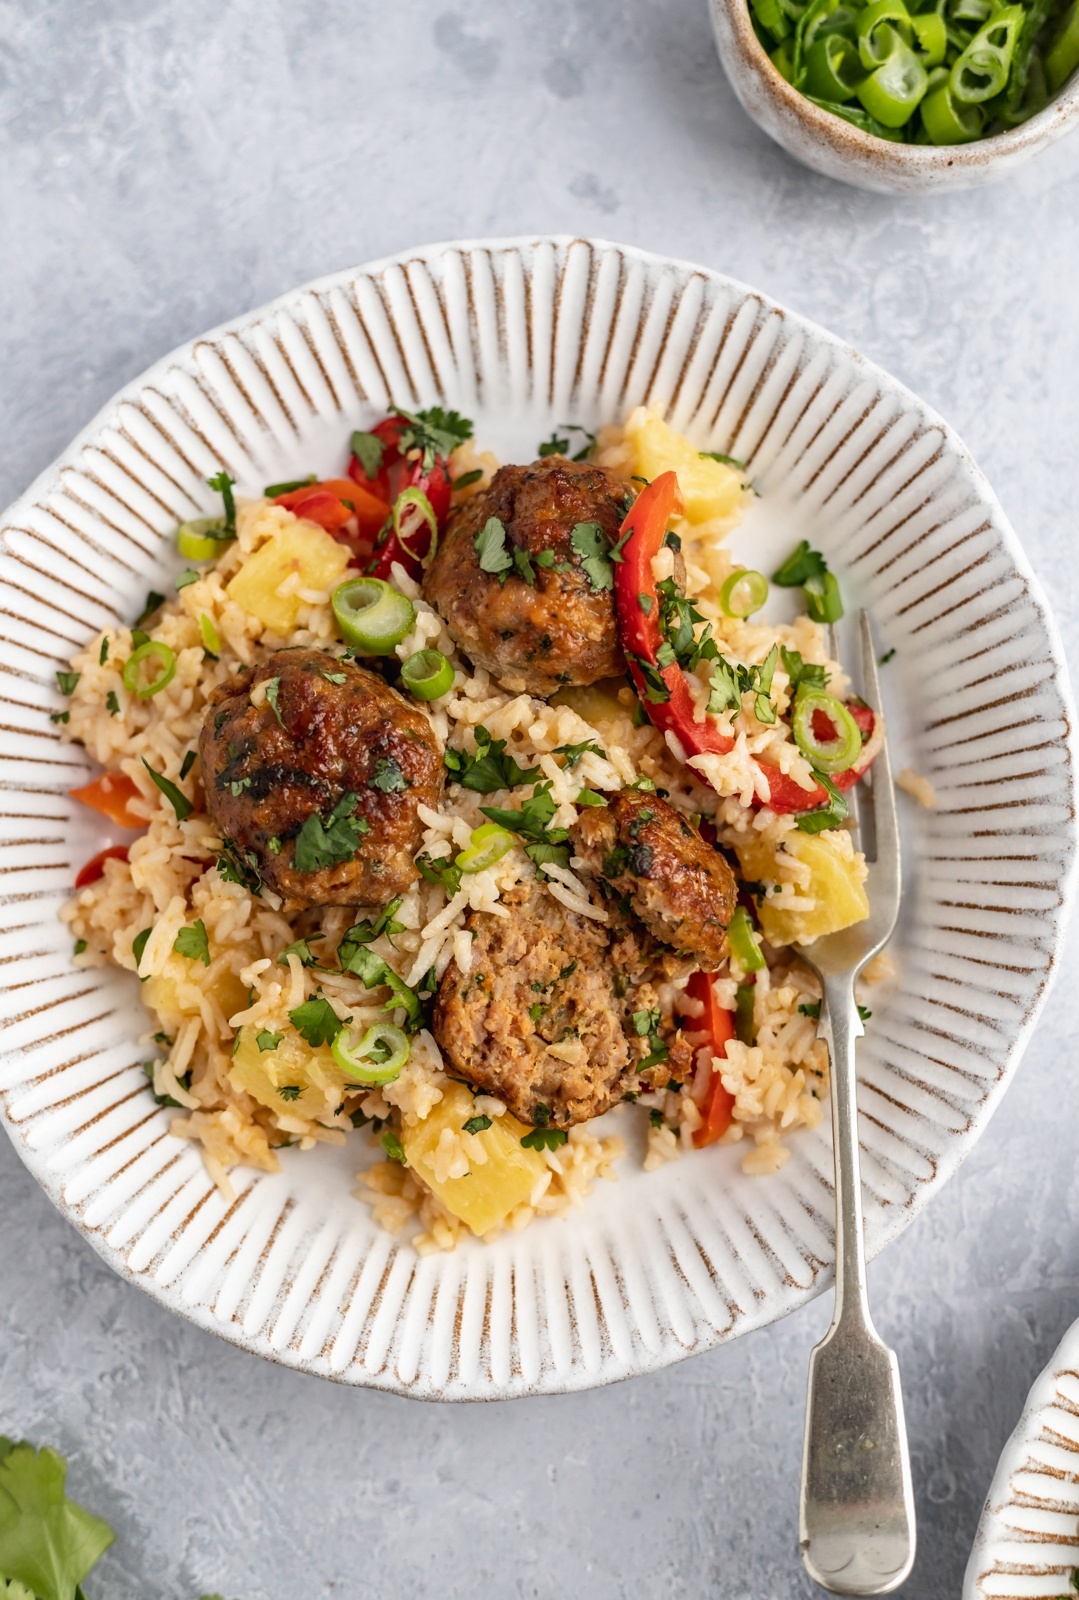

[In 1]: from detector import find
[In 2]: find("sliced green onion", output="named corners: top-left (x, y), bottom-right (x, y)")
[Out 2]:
top-left (857, 0), bottom-right (914, 64)
top-left (122, 641), bottom-right (176, 698)
top-left (177, 517), bottom-right (231, 561)
top-left (719, 569), bottom-right (770, 619)
top-left (920, 78), bottom-right (985, 138)
top-left (735, 982), bottom-right (757, 1045)
top-left (331, 1021), bottom-right (410, 1085)
top-left (856, 32), bottom-right (928, 123)
top-left (804, 31), bottom-right (866, 97)
top-left (401, 648), bottom-right (454, 701)
top-left (199, 614), bottom-right (221, 656)
top-left (728, 906), bottom-right (767, 973)
top-left (332, 577), bottom-right (415, 654)
top-left (456, 822), bottom-right (514, 875)
top-left (792, 691), bottom-right (863, 773)
top-left (913, 10), bottom-right (948, 64)
top-left (803, 568), bottom-right (844, 624)
top-left (392, 487), bottom-right (438, 561)
top-left (1046, 0), bottom-right (1079, 90)
top-left (950, 4), bottom-right (1024, 100)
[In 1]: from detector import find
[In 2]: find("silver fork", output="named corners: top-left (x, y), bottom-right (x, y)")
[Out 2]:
top-left (796, 611), bottom-right (916, 1596)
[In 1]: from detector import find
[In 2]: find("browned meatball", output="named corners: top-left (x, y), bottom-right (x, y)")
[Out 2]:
top-left (432, 881), bottom-right (691, 1128)
top-left (422, 457), bottom-right (628, 698)
top-left (571, 792), bottom-right (737, 968)
top-left (199, 648), bottom-right (443, 909)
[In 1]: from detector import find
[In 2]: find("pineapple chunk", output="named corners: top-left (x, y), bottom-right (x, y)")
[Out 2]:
top-left (751, 831), bottom-right (870, 947)
top-left (144, 966), bottom-right (248, 1029)
top-left (625, 408), bottom-right (745, 525)
top-left (229, 1025), bottom-right (348, 1120)
top-left (401, 1080), bottom-right (547, 1236)
top-left (225, 517), bottom-right (351, 632)
top-left (550, 677), bottom-right (630, 730)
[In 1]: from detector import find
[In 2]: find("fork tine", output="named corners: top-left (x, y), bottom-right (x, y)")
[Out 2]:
top-left (859, 611), bottom-right (901, 903)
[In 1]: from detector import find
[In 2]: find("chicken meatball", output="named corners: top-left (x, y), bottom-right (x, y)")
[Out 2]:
top-left (199, 648), bottom-right (442, 909)
top-left (571, 792), bottom-right (737, 968)
top-left (422, 457), bottom-right (628, 698)
top-left (432, 881), bottom-right (691, 1128)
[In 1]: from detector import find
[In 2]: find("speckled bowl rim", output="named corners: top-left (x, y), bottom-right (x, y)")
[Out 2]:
top-left (716, 0), bottom-right (1079, 174)
top-left (0, 235), bottom-right (1076, 1400)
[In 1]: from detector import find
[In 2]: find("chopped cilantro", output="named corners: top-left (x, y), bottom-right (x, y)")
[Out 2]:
top-left (277, 1084), bottom-right (302, 1102)
top-left (339, 943), bottom-right (422, 1031)
top-left (73, 939), bottom-right (87, 956)
top-left (512, 546), bottom-right (536, 586)
top-left (391, 405), bottom-right (473, 470)
top-left (444, 726), bottom-right (540, 793)
top-left (289, 995), bottom-right (345, 1048)
top-left (179, 749), bottom-right (196, 780)
top-left (479, 781), bottom-right (571, 875)
top-left (772, 540), bottom-right (827, 587)
top-left (463, 1114), bottom-right (493, 1135)
top-left (381, 1130), bottom-right (407, 1164)
top-left (537, 424), bottom-right (596, 461)
top-left (521, 1126), bottom-right (568, 1151)
top-left (293, 792), bottom-right (369, 873)
top-left (322, 670), bottom-right (347, 685)
top-left (879, 647), bottom-right (896, 665)
top-left (368, 756), bottom-right (409, 793)
top-left (528, 1003), bottom-right (546, 1023)
top-left (56, 670), bottom-right (80, 696)
top-left (277, 935), bottom-right (324, 967)
top-left (207, 470), bottom-right (237, 536)
top-left (535, 549), bottom-right (556, 568)
top-left (707, 645), bottom-right (779, 725)
top-left (633, 1007), bottom-right (661, 1036)
top-left (217, 841), bottom-right (262, 894)
top-left (264, 676), bottom-right (284, 726)
top-left (557, 960), bottom-right (578, 981)
top-left (452, 467), bottom-right (483, 490)
top-left (574, 788), bottom-right (607, 808)
top-left (570, 520), bottom-right (621, 591)
top-left (0, 1436), bottom-right (114, 1599)
top-left (351, 430), bottom-right (386, 480)
top-left (780, 647), bottom-right (828, 696)
top-left (256, 1029), bottom-right (282, 1052)
top-left (173, 919), bottom-right (210, 966)
top-left (650, 1109), bottom-right (667, 1128)
top-left (795, 770), bottom-right (849, 834)
top-left (772, 541), bottom-right (843, 624)
top-left (474, 515), bottom-right (513, 580)
top-left (141, 757), bottom-right (193, 821)
top-left (132, 927), bottom-right (152, 970)
top-left (416, 850), bottom-right (462, 896)
top-left (554, 738), bottom-right (607, 767)
top-left (699, 450), bottom-right (745, 470)
top-left (99, 635), bottom-right (110, 665)
top-left (105, 691), bottom-right (120, 717)
top-left (637, 1040), bottom-right (670, 1071)
top-left (337, 897), bottom-right (405, 955)
top-left (176, 569), bottom-right (199, 590)
top-left (50, 711), bottom-right (70, 725)
top-left (133, 590), bottom-right (166, 628)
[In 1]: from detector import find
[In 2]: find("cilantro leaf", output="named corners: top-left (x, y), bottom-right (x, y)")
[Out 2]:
top-left (207, 470), bottom-right (237, 536)
top-left (105, 691), bottom-right (120, 717)
top-left (56, 671), bottom-right (80, 696)
top-left (416, 851), bottom-right (462, 896)
top-left (321, 671), bottom-right (347, 685)
top-left (99, 637), bottom-right (110, 665)
top-left (381, 1130), bottom-right (407, 1164)
top-left (570, 521), bottom-right (617, 590)
top-left (0, 1437), bottom-right (114, 1600)
top-left (462, 1114), bottom-right (493, 1135)
top-left (264, 676), bottom-right (284, 727)
top-left (474, 516), bottom-right (513, 579)
top-left (131, 927), bottom-right (152, 971)
top-left (277, 1084), bottom-right (302, 1101)
top-left (133, 590), bottom-right (165, 628)
top-left (277, 935), bottom-right (324, 967)
top-left (444, 726), bottom-right (540, 794)
top-left (391, 405), bottom-right (473, 470)
top-left (795, 771), bottom-right (849, 835)
top-left (289, 996), bottom-right (345, 1048)
top-left (293, 792), bottom-right (369, 873)
top-left (780, 647), bottom-right (828, 696)
top-left (142, 1059), bottom-right (191, 1108)
top-left (351, 430), bottom-right (386, 481)
top-left (538, 424), bottom-right (596, 461)
top-left (479, 781), bottom-right (571, 877)
top-left (141, 757), bottom-right (193, 822)
top-left (699, 450), bottom-right (745, 470)
top-left (179, 750), bottom-right (196, 780)
top-left (176, 569), bottom-right (199, 590)
top-left (368, 756), bottom-right (409, 794)
top-left (173, 920), bottom-right (210, 966)
top-left (336, 897), bottom-right (405, 958)
top-left (554, 739), bottom-right (607, 767)
top-left (771, 540), bottom-right (827, 587)
top-left (339, 943), bottom-right (422, 1031)
top-left (256, 1029), bottom-right (282, 1051)
top-left (452, 467), bottom-right (483, 491)
top-left (521, 1126), bottom-right (568, 1151)
top-left (512, 546), bottom-right (536, 586)
top-left (217, 840), bottom-right (262, 894)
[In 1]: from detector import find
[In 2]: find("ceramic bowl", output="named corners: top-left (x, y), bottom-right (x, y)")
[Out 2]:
top-left (0, 237), bottom-right (1075, 1399)
top-left (709, 0), bottom-right (1079, 193)
top-left (966, 1316), bottom-right (1079, 1596)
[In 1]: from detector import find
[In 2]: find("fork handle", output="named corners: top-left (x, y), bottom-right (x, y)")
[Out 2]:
top-left (820, 970), bottom-right (870, 1328)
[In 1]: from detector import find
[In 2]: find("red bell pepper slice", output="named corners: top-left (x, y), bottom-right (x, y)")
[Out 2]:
top-left (273, 478), bottom-right (390, 566)
top-left (757, 701), bottom-right (876, 813)
top-left (70, 773), bottom-right (145, 830)
top-left (685, 969), bottom-right (736, 1149)
top-left (614, 472), bottom-right (737, 765)
top-left (75, 844), bottom-right (129, 888)
top-left (366, 457), bottom-right (454, 582)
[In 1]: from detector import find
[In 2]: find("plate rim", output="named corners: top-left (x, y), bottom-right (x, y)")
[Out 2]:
top-left (1, 233), bottom-right (1076, 1399)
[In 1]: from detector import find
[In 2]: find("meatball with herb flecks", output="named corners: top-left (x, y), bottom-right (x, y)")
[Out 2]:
top-left (422, 457), bottom-right (630, 698)
top-left (199, 647), bottom-right (443, 909)
top-left (571, 791), bottom-right (737, 968)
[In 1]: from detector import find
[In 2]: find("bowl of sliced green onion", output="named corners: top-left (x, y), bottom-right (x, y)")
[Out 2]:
top-left (709, 0), bottom-right (1079, 188)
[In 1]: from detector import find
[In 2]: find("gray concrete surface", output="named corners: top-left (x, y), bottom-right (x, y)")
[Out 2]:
top-left (1, 1), bottom-right (1077, 1595)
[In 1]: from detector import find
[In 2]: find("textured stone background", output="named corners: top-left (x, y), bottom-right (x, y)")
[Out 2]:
top-left (1, 2), bottom-right (1077, 1596)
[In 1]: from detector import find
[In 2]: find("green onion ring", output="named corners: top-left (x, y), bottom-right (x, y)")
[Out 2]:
top-left (719, 569), bottom-right (770, 618)
top-left (728, 906), bottom-right (767, 973)
top-left (199, 614), bottom-right (221, 656)
top-left (401, 648), bottom-right (454, 701)
top-left (803, 568), bottom-right (844, 623)
top-left (392, 487), bottom-right (438, 561)
top-left (121, 641), bottom-right (176, 699)
top-left (177, 517), bottom-right (231, 561)
top-left (456, 822), bottom-right (514, 875)
top-left (792, 691), bottom-right (863, 774)
top-left (332, 577), bottom-right (415, 654)
top-left (331, 1021), bottom-right (410, 1085)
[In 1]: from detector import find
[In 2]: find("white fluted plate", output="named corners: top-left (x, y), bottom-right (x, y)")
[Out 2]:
top-left (966, 1318), bottom-right (1079, 1598)
top-left (0, 237), bottom-right (1074, 1399)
